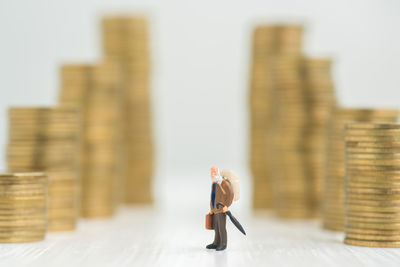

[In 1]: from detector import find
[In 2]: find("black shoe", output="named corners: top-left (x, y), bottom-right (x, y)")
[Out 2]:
top-left (216, 245), bottom-right (227, 251)
top-left (206, 243), bottom-right (218, 249)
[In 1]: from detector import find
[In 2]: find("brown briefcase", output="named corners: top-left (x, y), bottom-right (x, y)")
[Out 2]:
top-left (206, 213), bottom-right (213, 230)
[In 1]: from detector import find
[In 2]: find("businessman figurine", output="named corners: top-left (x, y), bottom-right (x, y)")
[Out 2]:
top-left (206, 166), bottom-right (242, 251)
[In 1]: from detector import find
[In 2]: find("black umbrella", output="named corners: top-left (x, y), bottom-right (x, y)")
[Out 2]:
top-left (217, 203), bottom-right (246, 235)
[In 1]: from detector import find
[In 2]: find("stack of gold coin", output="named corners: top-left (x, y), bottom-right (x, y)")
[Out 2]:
top-left (248, 25), bottom-right (278, 209)
top-left (0, 173), bottom-right (48, 243)
top-left (344, 123), bottom-right (400, 247)
top-left (102, 16), bottom-right (153, 204)
top-left (272, 56), bottom-right (311, 218)
top-left (323, 108), bottom-right (399, 230)
top-left (60, 62), bottom-right (122, 217)
top-left (6, 107), bottom-right (80, 231)
top-left (275, 24), bottom-right (303, 55)
top-left (60, 64), bottom-right (91, 104)
top-left (269, 25), bottom-right (318, 219)
top-left (301, 58), bottom-right (336, 213)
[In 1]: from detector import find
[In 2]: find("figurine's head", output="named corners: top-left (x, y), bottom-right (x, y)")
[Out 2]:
top-left (211, 166), bottom-right (219, 178)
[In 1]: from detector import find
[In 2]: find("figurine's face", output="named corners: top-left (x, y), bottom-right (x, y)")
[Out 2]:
top-left (211, 166), bottom-right (218, 178)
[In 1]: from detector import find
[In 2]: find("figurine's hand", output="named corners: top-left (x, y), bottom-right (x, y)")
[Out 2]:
top-left (222, 206), bottom-right (228, 213)
top-left (209, 210), bottom-right (213, 215)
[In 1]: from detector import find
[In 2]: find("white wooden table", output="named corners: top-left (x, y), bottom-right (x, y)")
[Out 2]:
top-left (1, 172), bottom-right (400, 267)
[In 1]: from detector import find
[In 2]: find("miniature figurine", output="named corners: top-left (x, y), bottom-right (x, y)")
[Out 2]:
top-left (206, 167), bottom-right (245, 251)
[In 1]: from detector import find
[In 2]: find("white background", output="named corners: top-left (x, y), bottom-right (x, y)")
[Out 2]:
top-left (1, 0), bottom-right (400, 175)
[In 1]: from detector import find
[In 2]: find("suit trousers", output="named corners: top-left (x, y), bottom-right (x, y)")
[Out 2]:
top-left (213, 213), bottom-right (227, 246)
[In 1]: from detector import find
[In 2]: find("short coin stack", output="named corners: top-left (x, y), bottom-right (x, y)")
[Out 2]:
top-left (248, 25), bottom-right (278, 209)
top-left (102, 16), bottom-right (154, 204)
top-left (60, 62), bottom-right (122, 217)
top-left (323, 108), bottom-right (399, 230)
top-left (0, 173), bottom-right (48, 243)
top-left (344, 123), bottom-right (400, 247)
top-left (7, 107), bottom-right (81, 231)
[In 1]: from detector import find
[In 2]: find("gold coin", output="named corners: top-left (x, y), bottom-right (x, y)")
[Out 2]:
top-left (345, 187), bottom-right (400, 194)
top-left (345, 233), bottom-right (400, 241)
top-left (0, 194), bottom-right (47, 200)
top-left (0, 190), bottom-right (47, 198)
top-left (346, 147), bottom-right (400, 153)
top-left (0, 214), bottom-right (46, 220)
top-left (346, 211), bottom-right (400, 221)
top-left (346, 141), bottom-right (400, 148)
top-left (346, 221), bottom-right (400, 230)
top-left (345, 226), bottom-right (400, 235)
top-left (0, 180), bottom-right (48, 186)
top-left (344, 238), bottom-right (400, 247)
top-left (347, 158), bottom-right (400, 165)
top-left (0, 187), bottom-right (47, 194)
top-left (345, 193), bottom-right (400, 201)
top-left (347, 165), bottom-right (400, 171)
top-left (0, 233), bottom-right (45, 240)
top-left (345, 204), bottom-right (400, 212)
top-left (345, 199), bottom-right (400, 207)
top-left (346, 169), bottom-right (400, 177)
top-left (0, 224), bottom-right (46, 230)
top-left (0, 173), bottom-right (47, 180)
top-left (0, 207), bottom-right (47, 215)
top-left (0, 228), bottom-right (46, 236)
top-left (0, 236), bottom-right (45, 243)
top-left (346, 128), bottom-right (400, 135)
top-left (346, 123), bottom-right (400, 130)
top-left (0, 219), bottom-right (47, 227)
top-left (0, 182), bottom-right (47, 189)
top-left (346, 181), bottom-right (400, 188)
top-left (346, 215), bottom-right (400, 223)
top-left (346, 153), bottom-right (400, 159)
top-left (345, 182), bottom-right (400, 189)
top-left (0, 202), bottom-right (47, 209)
top-left (346, 211), bottom-right (400, 219)
top-left (346, 175), bottom-right (400, 183)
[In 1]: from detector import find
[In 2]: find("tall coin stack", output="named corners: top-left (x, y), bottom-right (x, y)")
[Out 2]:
top-left (323, 108), bottom-right (399, 230)
top-left (344, 123), bottom-right (400, 247)
top-left (0, 173), bottom-right (48, 243)
top-left (248, 25), bottom-right (278, 209)
top-left (60, 62), bottom-right (122, 217)
top-left (271, 25), bottom-right (314, 218)
top-left (60, 64), bottom-right (91, 106)
top-left (102, 16), bottom-right (153, 203)
top-left (301, 58), bottom-right (336, 213)
top-left (7, 107), bottom-right (80, 231)
top-left (272, 56), bottom-right (311, 218)
top-left (60, 64), bottom-right (90, 196)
